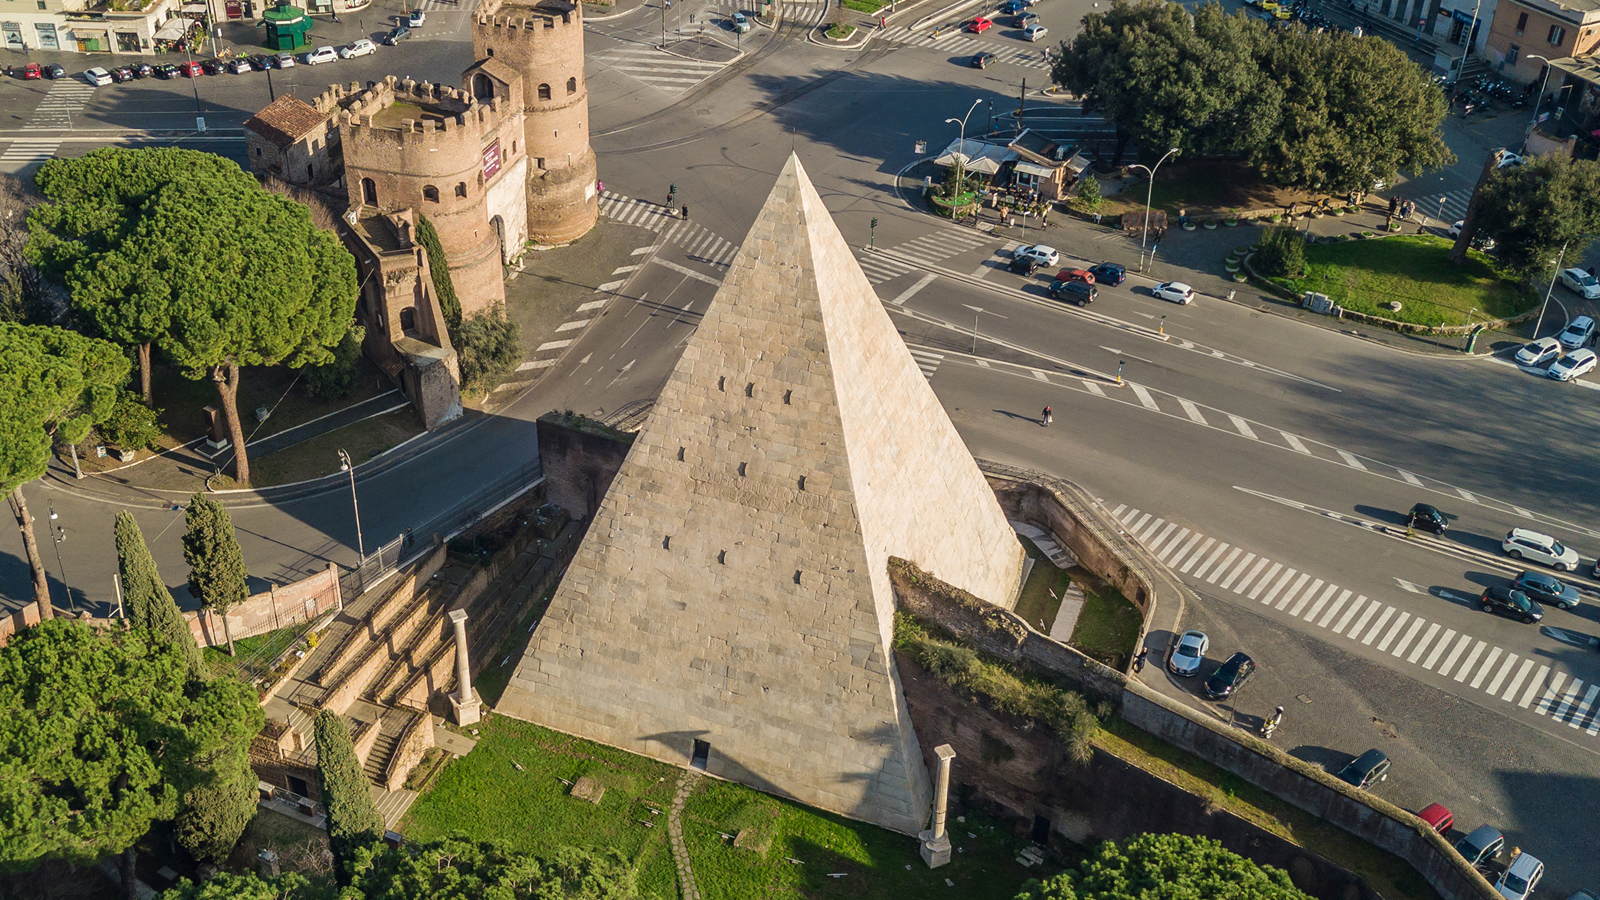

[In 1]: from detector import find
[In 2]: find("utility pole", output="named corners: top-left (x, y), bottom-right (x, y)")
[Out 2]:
top-left (1017, 77), bottom-right (1026, 136)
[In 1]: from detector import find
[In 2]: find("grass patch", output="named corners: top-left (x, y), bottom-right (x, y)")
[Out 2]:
top-left (1013, 544), bottom-right (1071, 635)
top-left (229, 808), bottom-right (334, 891)
top-left (202, 624), bottom-right (304, 678)
top-left (1095, 719), bottom-right (1438, 900)
top-left (246, 407), bottom-right (424, 487)
top-left (1067, 581), bottom-right (1141, 668)
top-left (683, 779), bottom-right (1048, 900)
top-left (1281, 235), bottom-right (1530, 328)
top-left (841, 0), bottom-right (888, 11)
top-left (825, 22), bottom-right (855, 38)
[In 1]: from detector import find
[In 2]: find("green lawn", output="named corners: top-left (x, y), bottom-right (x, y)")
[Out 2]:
top-left (1013, 541), bottom-right (1071, 635)
top-left (1067, 581), bottom-right (1141, 669)
top-left (203, 624), bottom-right (305, 679)
top-left (403, 715), bottom-right (1054, 900)
top-left (1282, 235), bottom-right (1531, 328)
top-left (841, 0), bottom-right (888, 11)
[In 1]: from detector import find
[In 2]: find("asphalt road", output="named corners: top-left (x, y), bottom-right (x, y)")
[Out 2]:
top-left (3, 0), bottom-right (1598, 888)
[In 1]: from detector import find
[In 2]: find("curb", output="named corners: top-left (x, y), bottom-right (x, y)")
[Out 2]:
top-left (808, 23), bottom-right (876, 48)
top-left (582, 0), bottom-right (647, 21)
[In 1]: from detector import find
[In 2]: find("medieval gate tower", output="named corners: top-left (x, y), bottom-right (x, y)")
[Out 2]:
top-left (474, 0), bottom-right (599, 245)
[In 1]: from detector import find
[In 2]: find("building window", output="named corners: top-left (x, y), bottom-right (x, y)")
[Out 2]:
top-left (1515, 11), bottom-right (1528, 34)
top-left (537, 82), bottom-right (551, 100)
top-left (1507, 44), bottom-right (1520, 65)
top-left (566, 76), bottom-right (576, 94)
top-left (422, 184), bottom-right (439, 202)
top-left (455, 182), bottom-right (466, 198)
top-left (1549, 24), bottom-right (1566, 45)
top-left (400, 308), bottom-right (417, 333)
top-left (306, 163), bottom-right (314, 180)
top-left (361, 177), bottom-right (377, 204)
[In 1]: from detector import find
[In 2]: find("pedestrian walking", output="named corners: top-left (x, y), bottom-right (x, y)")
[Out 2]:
top-left (1134, 648), bottom-right (1148, 672)
top-left (1041, 406), bottom-right (1052, 427)
top-left (596, 179), bottom-right (604, 194)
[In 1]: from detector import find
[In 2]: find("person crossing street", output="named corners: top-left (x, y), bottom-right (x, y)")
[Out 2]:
top-left (1041, 406), bottom-right (1053, 427)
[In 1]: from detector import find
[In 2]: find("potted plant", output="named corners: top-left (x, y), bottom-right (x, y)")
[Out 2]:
top-left (1203, 218), bottom-right (1218, 230)
top-left (1225, 208), bottom-right (1240, 227)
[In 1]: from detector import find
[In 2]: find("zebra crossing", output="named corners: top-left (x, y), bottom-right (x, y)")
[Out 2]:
top-left (1404, 187), bottom-right (1472, 225)
top-left (597, 191), bottom-right (739, 266)
top-left (26, 79), bottom-right (96, 130)
top-left (1110, 503), bottom-right (1600, 736)
top-left (588, 44), bottom-right (731, 95)
top-left (0, 138), bottom-right (62, 168)
top-left (878, 24), bottom-right (1053, 70)
top-left (778, 0), bottom-right (831, 26)
top-left (908, 347), bottom-right (945, 380)
top-left (856, 227), bottom-right (995, 284)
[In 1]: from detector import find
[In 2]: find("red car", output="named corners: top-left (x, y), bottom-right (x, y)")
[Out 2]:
top-left (967, 15), bottom-right (993, 32)
top-left (178, 61), bottom-right (203, 77)
top-left (1056, 268), bottom-right (1095, 285)
top-left (21, 63), bottom-right (42, 80)
top-left (1418, 803), bottom-right (1453, 835)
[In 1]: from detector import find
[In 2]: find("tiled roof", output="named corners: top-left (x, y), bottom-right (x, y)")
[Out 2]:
top-left (243, 96), bottom-right (327, 147)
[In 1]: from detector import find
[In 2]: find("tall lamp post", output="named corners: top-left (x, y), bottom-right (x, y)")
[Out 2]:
top-left (1535, 241), bottom-right (1571, 338)
top-left (48, 500), bottom-right (70, 614)
top-left (1453, 0), bottom-right (1482, 85)
top-left (336, 449), bottom-right (365, 565)
top-left (1129, 147), bottom-right (1180, 273)
top-left (944, 98), bottom-right (989, 202)
top-left (1524, 54), bottom-right (1553, 153)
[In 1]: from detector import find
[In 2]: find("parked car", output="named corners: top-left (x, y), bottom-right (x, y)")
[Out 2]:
top-left (83, 67), bottom-right (112, 86)
top-left (1510, 570), bottom-right (1582, 611)
top-left (1496, 851), bottom-right (1544, 900)
top-left (967, 15), bottom-right (993, 32)
top-left (1201, 652), bottom-right (1254, 700)
top-left (133, 62), bottom-right (154, 78)
top-left (969, 51), bottom-right (997, 68)
top-left (1550, 348), bottom-right (1597, 381)
top-left (1479, 585), bottom-right (1543, 624)
top-left (274, 52), bottom-right (297, 67)
top-left (20, 63), bottom-right (42, 80)
top-left (1089, 262), bottom-right (1126, 286)
top-left (1008, 256), bottom-right (1040, 276)
top-left (1153, 282), bottom-right (1195, 304)
top-left (1454, 824), bottom-right (1505, 869)
top-left (109, 66), bottom-right (135, 83)
top-left (340, 38), bottom-right (377, 58)
top-left (1336, 749), bottom-right (1390, 790)
top-left (178, 60), bottom-right (203, 77)
top-left (408, 8), bottom-right (425, 26)
top-left (1024, 23), bottom-right (1048, 40)
top-left (1406, 503), bottom-right (1447, 535)
top-left (1049, 280), bottom-right (1096, 305)
top-left (1168, 630), bottom-right (1208, 677)
top-left (999, 0), bottom-right (1027, 11)
top-left (1056, 267), bottom-right (1094, 285)
top-left (201, 58), bottom-right (229, 75)
top-left (730, 11), bottom-right (751, 31)
top-left (154, 64), bottom-right (180, 79)
top-left (1418, 803), bottom-right (1453, 835)
top-left (1558, 314), bottom-right (1595, 350)
top-left (1515, 337), bottom-right (1562, 367)
top-left (44, 63), bottom-right (66, 79)
top-left (1559, 267), bottom-right (1600, 299)
top-left (1014, 244), bottom-right (1058, 266)
top-left (302, 46), bottom-right (338, 65)
top-left (1503, 527), bottom-right (1580, 572)
top-left (248, 54), bottom-right (272, 70)
top-left (1497, 151), bottom-right (1527, 168)
top-left (383, 26), bottom-right (411, 45)
top-left (1447, 220), bottom-right (1496, 250)
top-left (229, 58), bottom-right (253, 74)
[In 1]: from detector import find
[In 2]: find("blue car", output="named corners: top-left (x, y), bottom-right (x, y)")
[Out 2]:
top-left (1089, 262), bottom-right (1126, 286)
top-left (1000, 0), bottom-right (1028, 12)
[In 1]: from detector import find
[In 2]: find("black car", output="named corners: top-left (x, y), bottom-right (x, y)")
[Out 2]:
top-left (970, 51), bottom-right (997, 69)
top-left (1202, 652), bottom-right (1254, 700)
top-left (1453, 824), bottom-right (1504, 869)
top-left (249, 54), bottom-right (271, 70)
top-left (1049, 280), bottom-right (1097, 305)
top-left (201, 59), bottom-right (228, 75)
top-left (1479, 585), bottom-right (1543, 624)
top-left (154, 63), bottom-right (180, 79)
top-left (44, 63), bottom-right (66, 79)
top-left (1406, 502), bottom-right (1447, 535)
top-left (1089, 262), bottom-right (1126, 286)
top-left (383, 25), bottom-right (412, 45)
top-left (1510, 570), bottom-right (1581, 610)
top-left (110, 66), bottom-right (135, 83)
top-left (132, 62), bottom-right (154, 78)
top-left (1336, 748), bottom-right (1390, 790)
top-left (1008, 255), bottom-right (1040, 276)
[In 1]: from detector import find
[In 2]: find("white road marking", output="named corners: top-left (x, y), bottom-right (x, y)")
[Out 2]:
top-left (1436, 634), bottom-right (1475, 678)
top-left (1399, 470), bottom-right (1424, 487)
top-left (535, 340), bottom-right (575, 351)
top-left (1360, 606), bottom-right (1396, 645)
top-left (1337, 450), bottom-right (1367, 471)
top-left (1502, 658), bottom-right (1536, 702)
top-left (1179, 398), bottom-right (1207, 425)
top-left (1485, 653), bottom-right (1519, 695)
top-left (1407, 623), bottom-right (1442, 663)
top-left (1192, 543), bottom-right (1232, 580)
top-left (1519, 666), bottom-right (1551, 708)
top-left (597, 280), bottom-right (626, 292)
top-left (1390, 616), bottom-right (1426, 658)
top-left (1228, 415), bottom-right (1257, 440)
top-left (1178, 537), bottom-right (1215, 573)
top-left (1394, 578), bottom-right (1425, 594)
top-left (1246, 562), bottom-right (1283, 601)
top-left (1083, 380), bottom-right (1107, 397)
top-left (1470, 647), bottom-right (1503, 689)
top-left (889, 273), bottom-right (938, 306)
top-left (1375, 611), bottom-right (1410, 651)
top-left (1130, 384), bottom-right (1160, 410)
top-left (1220, 553), bottom-right (1258, 591)
top-left (555, 319), bottom-right (590, 332)
top-left (1281, 432), bottom-right (1312, 455)
top-left (1317, 590), bottom-right (1353, 628)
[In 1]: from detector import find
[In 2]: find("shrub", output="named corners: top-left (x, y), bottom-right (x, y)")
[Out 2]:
top-left (1252, 226), bottom-right (1306, 278)
top-left (303, 325), bottom-right (365, 400)
top-left (93, 390), bottom-right (163, 451)
top-left (455, 304), bottom-right (521, 391)
top-left (1075, 175), bottom-right (1104, 215)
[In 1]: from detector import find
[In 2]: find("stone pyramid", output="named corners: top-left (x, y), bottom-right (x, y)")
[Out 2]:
top-left (498, 155), bottom-right (1024, 834)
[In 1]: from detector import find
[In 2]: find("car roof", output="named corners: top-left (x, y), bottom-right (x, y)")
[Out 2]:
top-left (1507, 852), bottom-right (1543, 875)
top-left (1419, 802), bottom-right (1451, 823)
top-left (1516, 570), bottom-right (1557, 586)
top-left (1508, 527), bottom-right (1553, 543)
top-left (1411, 502), bottom-right (1440, 514)
top-left (1568, 315), bottom-right (1595, 328)
top-left (1527, 336), bottom-right (1559, 347)
top-left (1348, 748), bottom-right (1388, 769)
top-left (1459, 824), bottom-right (1503, 847)
top-left (1166, 282), bottom-right (1192, 290)
top-left (1178, 630), bottom-right (1206, 644)
top-left (1563, 348), bottom-right (1597, 362)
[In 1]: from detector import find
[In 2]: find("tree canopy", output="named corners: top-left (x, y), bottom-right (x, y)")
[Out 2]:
top-left (1052, 1), bottom-right (1453, 190)
top-left (115, 509), bottom-right (206, 677)
top-left (1015, 834), bottom-right (1315, 900)
top-left (183, 493), bottom-right (250, 657)
top-left (1469, 154), bottom-right (1600, 278)
top-left (0, 618), bottom-right (261, 876)
top-left (314, 709), bottom-right (385, 882)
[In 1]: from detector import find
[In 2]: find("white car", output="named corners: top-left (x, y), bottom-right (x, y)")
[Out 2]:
top-left (1495, 851), bottom-right (1543, 900)
top-left (408, 8), bottom-right (425, 26)
top-left (303, 46), bottom-right (338, 65)
top-left (339, 38), bottom-right (377, 58)
top-left (731, 11), bottom-right (751, 31)
top-left (1503, 527), bottom-right (1581, 572)
top-left (275, 52), bottom-right (296, 68)
top-left (1447, 219), bottom-right (1497, 249)
top-left (1024, 24), bottom-right (1048, 40)
top-left (1015, 244), bottom-right (1059, 267)
top-left (1515, 337), bottom-right (1561, 367)
top-left (1559, 267), bottom-right (1600, 299)
top-left (1549, 348), bottom-right (1596, 381)
top-left (1153, 282), bottom-right (1195, 304)
top-left (1168, 630), bottom-right (1208, 677)
top-left (1496, 150), bottom-right (1526, 168)
top-left (83, 67), bottom-right (112, 86)
top-left (1558, 314), bottom-right (1595, 350)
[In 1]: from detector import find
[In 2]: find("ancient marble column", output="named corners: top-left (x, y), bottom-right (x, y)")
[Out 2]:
top-left (920, 744), bottom-right (956, 868)
top-left (447, 608), bottom-right (481, 725)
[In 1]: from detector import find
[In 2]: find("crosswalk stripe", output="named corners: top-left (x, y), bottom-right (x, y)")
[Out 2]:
top-left (1450, 642), bottom-right (1485, 684)
top-left (1344, 599), bottom-right (1380, 638)
top-left (1306, 585), bottom-right (1342, 623)
top-left (1318, 589), bottom-right (1353, 628)
top-left (1232, 557), bottom-right (1270, 594)
top-left (1470, 647), bottom-right (1503, 688)
top-left (1119, 507), bottom-right (1141, 524)
top-left (1503, 658), bottom-right (1536, 701)
top-left (1485, 653), bottom-right (1519, 695)
top-left (1178, 537), bottom-right (1215, 573)
top-left (1541, 676), bottom-right (1577, 716)
top-left (1192, 542), bottom-right (1230, 579)
top-left (1519, 666), bottom-right (1551, 708)
top-left (1281, 432), bottom-right (1312, 455)
top-left (1407, 621), bottom-right (1441, 662)
top-left (1275, 573), bottom-right (1312, 610)
top-left (1228, 415), bottom-right (1257, 440)
top-left (1219, 553), bottom-right (1257, 591)
top-left (1179, 398), bottom-right (1207, 425)
top-left (1261, 569), bottom-right (1297, 605)
top-left (1138, 517), bottom-right (1168, 542)
top-left (1130, 384), bottom-right (1159, 411)
top-left (1436, 634), bottom-right (1475, 678)
top-left (1169, 533), bottom-right (1204, 567)
top-left (1390, 615), bottom-right (1426, 657)
top-left (1246, 562), bottom-right (1283, 600)
top-left (1360, 606), bottom-right (1396, 644)
top-left (1399, 470), bottom-right (1424, 487)
top-left (1289, 579), bottom-right (1328, 617)
top-left (1375, 611), bottom-right (1409, 651)
top-left (1157, 527), bottom-right (1191, 558)
top-left (1337, 450), bottom-right (1367, 470)
top-left (1567, 684), bottom-right (1599, 728)
top-left (1083, 380), bottom-right (1106, 398)
top-left (1207, 548), bottom-right (1244, 584)
top-left (1422, 628), bottom-right (1456, 670)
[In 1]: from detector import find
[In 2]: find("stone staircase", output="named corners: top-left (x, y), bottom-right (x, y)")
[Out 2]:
top-left (361, 710), bottom-right (410, 785)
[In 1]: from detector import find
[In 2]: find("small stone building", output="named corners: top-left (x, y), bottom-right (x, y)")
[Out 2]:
top-left (242, 95), bottom-right (341, 189)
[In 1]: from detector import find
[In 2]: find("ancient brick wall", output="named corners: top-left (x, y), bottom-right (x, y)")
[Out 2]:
top-left (535, 412), bottom-right (635, 520)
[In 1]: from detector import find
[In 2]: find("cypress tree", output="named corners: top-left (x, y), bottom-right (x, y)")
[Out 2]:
top-left (113, 510), bottom-right (203, 677)
top-left (314, 709), bottom-right (384, 882)
top-left (182, 494), bottom-right (249, 657)
top-left (415, 214), bottom-right (462, 334)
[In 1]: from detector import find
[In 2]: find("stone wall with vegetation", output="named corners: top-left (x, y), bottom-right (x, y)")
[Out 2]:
top-left (536, 411), bottom-right (636, 520)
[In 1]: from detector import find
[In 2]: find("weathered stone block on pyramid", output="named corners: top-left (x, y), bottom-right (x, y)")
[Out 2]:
top-left (497, 154), bottom-right (1025, 834)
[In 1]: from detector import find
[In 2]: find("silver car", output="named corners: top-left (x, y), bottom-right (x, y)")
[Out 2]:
top-left (1168, 630), bottom-right (1208, 677)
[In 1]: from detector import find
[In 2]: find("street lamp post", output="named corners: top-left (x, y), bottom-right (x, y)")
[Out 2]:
top-left (944, 98), bottom-right (988, 205)
top-left (1453, 0), bottom-right (1482, 85)
top-left (1128, 147), bottom-right (1180, 273)
top-left (337, 449), bottom-right (365, 565)
top-left (48, 500), bottom-right (70, 614)
top-left (962, 304), bottom-right (1006, 353)
top-left (1524, 54), bottom-right (1554, 153)
top-left (1535, 241), bottom-right (1571, 338)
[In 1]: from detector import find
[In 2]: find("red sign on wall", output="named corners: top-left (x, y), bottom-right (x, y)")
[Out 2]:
top-left (482, 139), bottom-right (501, 179)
